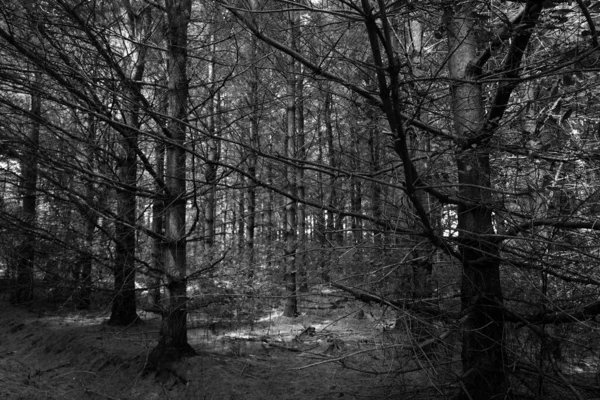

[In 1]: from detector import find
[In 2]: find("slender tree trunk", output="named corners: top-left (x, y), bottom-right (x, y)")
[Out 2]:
top-left (150, 138), bottom-right (165, 308)
top-left (246, 81), bottom-right (258, 279)
top-left (204, 36), bottom-right (219, 254)
top-left (78, 113), bottom-right (98, 310)
top-left (266, 156), bottom-right (275, 268)
top-left (296, 68), bottom-right (308, 292)
top-left (150, 0), bottom-right (195, 363)
top-left (283, 133), bottom-right (298, 316)
top-left (446, 5), bottom-right (506, 398)
top-left (367, 105), bottom-right (382, 250)
top-left (243, 0), bottom-right (259, 281)
top-left (316, 100), bottom-right (329, 283)
top-left (283, 128), bottom-right (298, 316)
top-left (324, 92), bottom-right (337, 273)
top-left (109, 3), bottom-right (150, 325)
top-left (282, 9), bottom-right (299, 317)
top-left (350, 134), bottom-right (362, 247)
top-left (246, 151), bottom-right (257, 278)
top-left (237, 181), bottom-right (245, 255)
top-left (406, 18), bottom-right (433, 301)
top-left (13, 72), bottom-right (41, 304)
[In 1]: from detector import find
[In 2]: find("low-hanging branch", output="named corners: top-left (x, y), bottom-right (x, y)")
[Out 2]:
top-left (509, 299), bottom-right (600, 325)
top-left (330, 281), bottom-right (465, 320)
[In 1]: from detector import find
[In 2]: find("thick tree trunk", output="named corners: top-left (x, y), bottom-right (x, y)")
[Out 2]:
top-left (109, 117), bottom-right (139, 324)
top-left (446, 5), bottom-right (507, 399)
top-left (150, 0), bottom-right (195, 363)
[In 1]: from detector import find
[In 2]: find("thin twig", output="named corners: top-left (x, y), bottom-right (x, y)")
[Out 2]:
top-left (556, 371), bottom-right (585, 400)
top-left (289, 330), bottom-right (452, 370)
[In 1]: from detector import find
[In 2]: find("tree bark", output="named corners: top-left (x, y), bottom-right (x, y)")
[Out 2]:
top-left (204, 35), bottom-right (219, 254)
top-left (12, 72), bottom-right (41, 304)
top-left (77, 113), bottom-right (98, 310)
top-left (150, 138), bottom-right (165, 308)
top-left (350, 134), bottom-right (362, 247)
top-left (283, 110), bottom-right (298, 317)
top-left (316, 91), bottom-right (329, 283)
top-left (149, 0), bottom-right (195, 363)
top-left (108, 1), bottom-right (151, 325)
top-left (366, 102), bottom-right (382, 252)
top-left (296, 67), bottom-right (308, 293)
top-left (245, 59), bottom-right (258, 279)
top-left (237, 180), bottom-right (245, 255)
top-left (446, 4), bottom-right (507, 398)
top-left (109, 119), bottom-right (139, 324)
top-left (405, 18), bottom-right (434, 301)
top-left (282, 8), bottom-right (299, 317)
top-left (324, 91), bottom-right (338, 274)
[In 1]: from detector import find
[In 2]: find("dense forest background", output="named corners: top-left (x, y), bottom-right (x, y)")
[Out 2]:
top-left (2, 0), bottom-right (600, 398)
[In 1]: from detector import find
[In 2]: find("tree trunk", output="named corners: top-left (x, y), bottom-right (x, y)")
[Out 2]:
top-left (243, 0), bottom-right (259, 282)
top-left (266, 156), bottom-right (275, 268)
top-left (150, 138), bottom-right (165, 308)
top-left (350, 134), bottom-right (362, 246)
top-left (316, 95), bottom-right (329, 283)
top-left (108, 2), bottom-right (151, 325)
top-left (246, 72), bottom-right (258, 279)
top-left (109, 126), bottom-right (139, 324)
top-left (13, 72), bottom-right (41, 304)
top-left (283, 125), bottom-right (298, 317)
top-left (149, 0), bottom-right (195, 364)
top-left (78, 113), bottom-right (98, 310)
top-left (406, 18), bottom-right (433, 301)
top-left (296, 68), bottom-right (308, 293)
top-left (237, 180), bottom-right (245, 255)
top-left (204, 35), bottom-right (219, 254)
top-left (282, 9), bottom-right (299, 317)
top-left (446, 5), bottom-right (507, 399)
top-left (367, 104), bottom-right (382, 250)
top-left (324, 91), bottom-right (338, 275)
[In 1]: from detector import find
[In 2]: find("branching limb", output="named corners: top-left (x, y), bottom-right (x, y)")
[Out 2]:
top-left (575, 0), bottom-right (599, 48)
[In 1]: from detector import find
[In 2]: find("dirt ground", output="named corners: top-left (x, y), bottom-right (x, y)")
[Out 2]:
top-left (0, 297), bottom-right (452, 400)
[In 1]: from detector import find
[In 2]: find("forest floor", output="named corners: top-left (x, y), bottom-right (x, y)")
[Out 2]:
top-left (0, 291), bottom-right (454, 400)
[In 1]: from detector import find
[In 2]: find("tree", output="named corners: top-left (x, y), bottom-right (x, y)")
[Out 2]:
top-left (77, 112), bottom-right (100, 310)
top-left (108, 0), bottom-right (153, 326)
top-left (12, 71), bottom-right (42, 304)
top-left (149, 0), bottom-right (196, 362)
